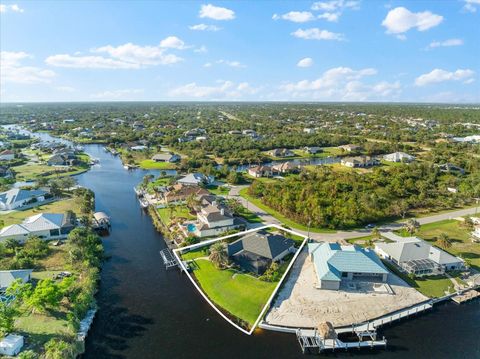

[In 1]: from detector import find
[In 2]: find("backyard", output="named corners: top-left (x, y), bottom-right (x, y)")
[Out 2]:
top-left (12, 163), bottom-right (89, 181)
top-left (157, 204), bottom-right (195, 225)
top-left (188, 258), bottom-right (277, 327)
top-left (138, 159), bottom-right (176, 170)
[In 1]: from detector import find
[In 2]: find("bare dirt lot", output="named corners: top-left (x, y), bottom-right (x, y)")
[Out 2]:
top-left (265, 249), bottom-right (427, 328)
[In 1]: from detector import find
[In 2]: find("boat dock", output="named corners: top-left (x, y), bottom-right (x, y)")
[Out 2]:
top-left (296, 328), bottom-right (387, 354)
top-left (451, 289), bottom-right (480, 304)
top-left (160, 248), bottom-right (179, 270)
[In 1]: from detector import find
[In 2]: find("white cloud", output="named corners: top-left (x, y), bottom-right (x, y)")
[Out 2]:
top-left (415, 68), bottom-right (475, 86)
top-left (272, 11), bottom-right (316, 23)
top-left (427, 38), bottom-right (463, 49)
top-left (463, 0), bottom-right (480, 13)
top-left (189, 23), bottom-right (221, 31)
top-left (213, 59), bottom-right (246, 68)
top-left (311, 1), bottom-right (359, 22)
top-left (0, 4), bottom-right (24, 13)
top-left (279, 66), bottom-right (399, 101)
top-left (169, 81), bottom-right (258, 99)
top-left (297, 57), bottom-right (314, 67)
top-left (203, 62), bottom-right (212, 68)
top-left (291, 28), bottom-right (345, 41)
top-left (194, 45), bottom-right (208, 53)
top-left (47, 39), bottom-right (185, 69)
top-left (317, 12), bottom-right (340, 22)
top-left (91, 89), bottom-right (144, 100)
top-left (382, 7), bottom-right (443, 36)
top-left (159, 36), bottom-right (186, 49)
top-left (1, 51), bottom-right (55, 84)
top-left (199, 4), bottom-right (235, 21)
top-left (46, 54), bottom-right (142, 69)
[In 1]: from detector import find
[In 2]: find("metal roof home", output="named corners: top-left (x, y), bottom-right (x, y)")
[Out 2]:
top-left (308, 243), bottom-right (389, 290)
top-left (383, 152), bottom-right (415, 163)
top-left (177, 173), bottom-right (214, 186)
top-left (0, 269), bottom-right (33, 291)
top-left (151, 153), bottom-right (180, 162)
top-left (0, 188), bottom-right (48, 210)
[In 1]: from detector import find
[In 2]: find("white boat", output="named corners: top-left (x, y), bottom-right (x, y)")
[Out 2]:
top-left (139, 198), bottom-right (149, 208)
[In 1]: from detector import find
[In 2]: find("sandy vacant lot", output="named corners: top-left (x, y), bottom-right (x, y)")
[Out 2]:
top-left (265, 249), bottom-right (427, 328)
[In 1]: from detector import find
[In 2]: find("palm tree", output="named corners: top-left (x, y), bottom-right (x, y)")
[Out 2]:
top-left (436, 233), bottom-right (452, 250)
top-left (371, 226), bottom-right (381, 240)
top-left (209, 242), bottom-right (228, 269)
top-left (403, 218), bottom-right (420, 235)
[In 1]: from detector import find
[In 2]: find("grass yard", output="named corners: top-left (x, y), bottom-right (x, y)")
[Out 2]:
top-left (191, 259), bottom-right (277, 327)
top-left (157, 205), bottom-right (195, 225)
top-left (207, 185), bottom-right (229, 196)
top-left (0, 197), bottom-right (81, 226)
top-left (235, 206), bottom-right (263, 224)
top-left (181, 247), bottom-right (209, 261)
top-left (139, 159), bottom-right (176, 170)
top-left (382, 260), bottom-right (455, 298)
top-left (239, 188), bottom-right (335, 233)
top-left (12, 163), bottom-right (89, 181)
top-left (415, 220), bottom-right (480, 271)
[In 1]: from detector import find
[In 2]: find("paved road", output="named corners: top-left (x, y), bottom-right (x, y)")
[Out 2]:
top-left (227, 185), bottom-right (479, 242)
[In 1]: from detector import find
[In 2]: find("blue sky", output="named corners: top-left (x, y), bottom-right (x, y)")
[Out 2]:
top-left (1, 0), bottom-right (479, 102)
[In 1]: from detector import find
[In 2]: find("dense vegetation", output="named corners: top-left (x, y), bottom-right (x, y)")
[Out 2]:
top-left (249, 162), bottom-right (480, 229)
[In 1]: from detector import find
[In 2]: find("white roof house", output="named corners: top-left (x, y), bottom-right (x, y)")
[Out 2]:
top-left (375, 233), bottom-right (465, 275)
top-left (0, 334), bottom-right (24, 356)
top-left (0, 269), bottom-right (33, 291)
top-left (0, 188), bottom-right (48, 211)
top-left (383, 152), bottom-right (415, 163)
top-left (0, 213), bottom-right (75, 242)
top-left (177, 173), bottom-right (214, 186)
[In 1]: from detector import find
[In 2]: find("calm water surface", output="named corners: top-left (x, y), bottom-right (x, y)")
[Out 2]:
top-left (9, 127), bottom-right (480, 358)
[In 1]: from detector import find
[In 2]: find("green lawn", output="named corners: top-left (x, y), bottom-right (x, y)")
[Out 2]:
top-left (157, 205), bottom-right (195, 225)
top-left (382, 260), bottom-right (455, 298)
top-left (12, 163), bottom-right (89, 181)
top-left (138, 159), bottom-right (176, 170)
top-left (207, 185), bottom-right (229, 196)
top-left (191, 259), bottom-right (277, 327)
top-left (415, 220), bottom-right (480, 271)
top-left (15, 312), bottom-right (72, 346)
top-left (239, 188), bottom-right (335, 233)
top-left (0, 197), bottom-right (81, 226)
top-left (181, 247), bottom-right (209, 260)
top-left (234, 206), bottom-right (263, 224)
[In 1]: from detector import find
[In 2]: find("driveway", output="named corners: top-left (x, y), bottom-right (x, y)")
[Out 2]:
top-left (228, 185), bottom-right (479, 242)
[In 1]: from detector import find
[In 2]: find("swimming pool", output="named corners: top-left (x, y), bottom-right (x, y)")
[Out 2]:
top-left (187, 223), bottom-right (197, 233)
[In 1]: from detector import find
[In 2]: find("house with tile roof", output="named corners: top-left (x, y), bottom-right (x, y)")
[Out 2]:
top-left (0, 213), bottom-right (76, 242)
top-left (308, 243), bottom-right (389, 290)
top-left (227, 231), bottom-right (295, 275)
top-left (0, 188), bottom-right (49, 211)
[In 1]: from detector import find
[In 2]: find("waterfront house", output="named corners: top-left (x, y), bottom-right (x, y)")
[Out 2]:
top-left (0, 150), bottom-right (15, 161)
top-left (248, 165), bottom-right (273, 178)
top-left (186, 200), bottom-right (241, 238)
top-left (308, 243), bottom-right (389, 290)
top-left (374, 233), bottom-right (465, 276)
top-left (162, 184), bottom-right (209, 204)
top-left (303, 146), bottom-right (322, 155)
top-left (47, 153), bottom-right (77, 166)
top-left (0, 212), bottom-right (76, 242)
top-left (341, 156), bottom-right (379, 168)
top-left (0, 269), bottom-right (33, 292)
top-left (268, 148), bottom-right (295, 158)
top-left (383, 152), bottom-right (415, 163)
top-left (338, 144), bottom-right (362, 153)
top-left (0, 188), bottom-right (49, 211)
top-left (272, 161), bottom-right (299, 174)
top-left (152, 153), bottom-right (180, 163)
top-left (177, 173), bottom-right (214, 186)
top-left (227, 231), bottom-right (295, 275)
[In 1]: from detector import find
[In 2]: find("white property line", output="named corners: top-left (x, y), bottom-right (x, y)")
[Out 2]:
top-left (173, 224), bottom-right (308, 335)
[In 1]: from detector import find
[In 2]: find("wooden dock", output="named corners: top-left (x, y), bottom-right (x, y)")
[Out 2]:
top-left (451, 289), bottom-right (480, 304)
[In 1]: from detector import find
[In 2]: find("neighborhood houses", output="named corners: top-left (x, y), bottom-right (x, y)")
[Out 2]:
top-left (383, 152), bottom-right (415, 163)
top-left (340, 155), bottom-right (379, 168)
top-left (152, 153), bottom-right (180, 163)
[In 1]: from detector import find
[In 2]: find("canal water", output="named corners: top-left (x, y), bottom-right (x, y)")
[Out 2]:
top-left (7, 127), bottom-right (480, 358)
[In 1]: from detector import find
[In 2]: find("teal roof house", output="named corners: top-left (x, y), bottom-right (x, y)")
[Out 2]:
top-left (308, 243), bottom-right (389, 290)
